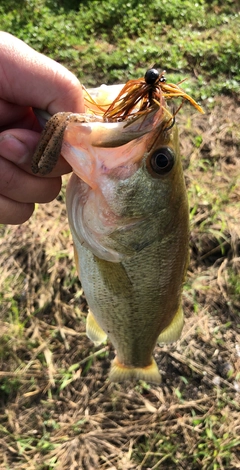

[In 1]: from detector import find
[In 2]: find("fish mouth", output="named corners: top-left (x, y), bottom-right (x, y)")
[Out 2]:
top-left (61, 85), bottom-right (168, 189)
top-left (34, 84), bottom-right (169, 187)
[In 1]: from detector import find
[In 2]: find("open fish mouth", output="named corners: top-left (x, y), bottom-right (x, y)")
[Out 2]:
top-left (32, 70), bottom-right (203, 177)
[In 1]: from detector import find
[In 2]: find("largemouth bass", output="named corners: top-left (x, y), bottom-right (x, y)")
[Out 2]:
top-left (32, 70), bottom-right (203, 383)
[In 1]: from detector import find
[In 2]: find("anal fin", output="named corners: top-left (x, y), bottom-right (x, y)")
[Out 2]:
top-left (86, 310), bottom-right (107, 346)
top-left (158, 306), bottom-right (184, 344)
top-left (109, 356), bottom-right (161, 384)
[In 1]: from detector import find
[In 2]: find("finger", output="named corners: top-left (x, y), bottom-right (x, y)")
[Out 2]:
top-left (0, 156), bottom-right (62, 203)
top-left (0, 32), bottom-right (84, 117)
top-left (0, 194), bottom-right (34, 225)
top-left (0, 129), bottom-right (72, 176)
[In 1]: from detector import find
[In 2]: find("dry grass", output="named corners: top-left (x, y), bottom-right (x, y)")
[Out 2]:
top-left (0, 96), bottom-right (239, 470)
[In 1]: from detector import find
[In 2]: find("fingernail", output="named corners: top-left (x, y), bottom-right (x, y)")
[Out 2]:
top-left (0, 133), bottom-right (29, 163)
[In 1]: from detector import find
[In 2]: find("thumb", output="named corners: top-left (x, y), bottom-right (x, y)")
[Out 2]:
top-left (0, 32), bottom-right (84, 115)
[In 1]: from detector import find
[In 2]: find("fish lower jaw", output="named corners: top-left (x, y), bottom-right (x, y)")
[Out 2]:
top-left (109, 356), bottom-right (161, 384)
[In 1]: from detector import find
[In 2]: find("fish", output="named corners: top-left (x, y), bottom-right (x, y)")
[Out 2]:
top-left (32, 69), bottom-right (204, 383)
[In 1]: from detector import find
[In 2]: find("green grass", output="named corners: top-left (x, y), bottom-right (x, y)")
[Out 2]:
top-left (0, 0), bottom-right (239, 97)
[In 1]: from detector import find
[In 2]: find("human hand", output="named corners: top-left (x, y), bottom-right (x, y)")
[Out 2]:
top-left (0, 32), bottom-right (84, 224)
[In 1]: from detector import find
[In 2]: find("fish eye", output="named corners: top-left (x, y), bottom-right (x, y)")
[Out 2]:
top-left (145, 68), bottom-right (160, 85)
top-left (150, 147), bottom-right (175, 175)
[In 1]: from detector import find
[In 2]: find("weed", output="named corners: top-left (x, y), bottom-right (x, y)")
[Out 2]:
top-left (193, 415), bottom-right (240, 470)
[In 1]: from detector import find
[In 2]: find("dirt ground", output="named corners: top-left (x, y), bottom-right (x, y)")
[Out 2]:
top-left (0, 95), bottom-right (239, 470)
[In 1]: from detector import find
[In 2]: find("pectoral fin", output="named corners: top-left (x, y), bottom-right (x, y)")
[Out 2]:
top-left (86, 310), bottom-right (107, 346)
top-left (109, 356), bottom-right (161, 384)
top-left (158, 306), bottom-right (184, 344)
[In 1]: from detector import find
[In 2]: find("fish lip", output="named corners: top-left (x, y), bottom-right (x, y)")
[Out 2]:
top-left (33, 104), bottom-right (165, 147)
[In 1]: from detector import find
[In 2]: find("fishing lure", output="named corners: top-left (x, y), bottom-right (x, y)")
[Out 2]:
top-left (84, 68), bottom-right (204, 129)
top-left (103, 68), bottom-right (167, 121)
